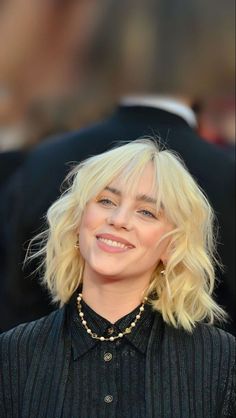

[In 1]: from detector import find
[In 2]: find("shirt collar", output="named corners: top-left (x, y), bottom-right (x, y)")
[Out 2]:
top-left (120, 95), bottom-right (197, 128)
top-left (67, 291), bottom-right (155, 360)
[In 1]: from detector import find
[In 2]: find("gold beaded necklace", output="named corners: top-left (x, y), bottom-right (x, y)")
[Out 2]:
top-left (76, 293), bottom-right (148, 342)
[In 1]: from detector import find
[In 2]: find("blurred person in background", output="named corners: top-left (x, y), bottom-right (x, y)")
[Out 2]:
top-left (0, 0), bottom-right (105, 326)
top-left (0, 0), bottom-right (98, 187)
top-left (195, 94), bottom-right (235, 156)
top-left (0, 0), bottom-right (235, 334)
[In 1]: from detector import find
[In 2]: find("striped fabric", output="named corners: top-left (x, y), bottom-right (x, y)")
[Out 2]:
top-left (61, 297), bottom-right (153, 417)
top-left (0, 302), bottom-right (235, 417)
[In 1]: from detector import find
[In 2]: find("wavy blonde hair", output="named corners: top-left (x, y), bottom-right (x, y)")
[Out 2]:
top-left (29, 138), bottom-right (226, 332)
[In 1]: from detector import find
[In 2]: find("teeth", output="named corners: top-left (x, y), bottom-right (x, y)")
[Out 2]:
top-left (98, 237), bottom-right (129, 249)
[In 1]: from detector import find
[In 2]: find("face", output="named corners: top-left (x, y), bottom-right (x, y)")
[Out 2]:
top-left (78, 163), bottom-right (174, 287)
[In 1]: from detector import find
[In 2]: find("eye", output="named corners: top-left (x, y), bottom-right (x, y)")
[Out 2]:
top-left (138, 209), bottom-right (157, 219)
top-left (96, 197), bottom-right (116, 207)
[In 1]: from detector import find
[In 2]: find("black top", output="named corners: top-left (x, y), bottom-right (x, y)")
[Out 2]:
top-left (0, 296), bottom-right (235, 417)
top-left (62, 293), bottom-right (154, 417)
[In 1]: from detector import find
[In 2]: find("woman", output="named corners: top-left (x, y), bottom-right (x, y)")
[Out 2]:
top-left (0, 139), bottom-right (235, 417)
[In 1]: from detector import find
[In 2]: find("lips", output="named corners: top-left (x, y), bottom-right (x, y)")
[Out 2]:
top-left (96, 233), bottom-right (135, 249)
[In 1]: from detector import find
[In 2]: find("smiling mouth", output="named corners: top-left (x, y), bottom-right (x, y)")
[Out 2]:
top-left (97, 237), bottom-right (131, 249)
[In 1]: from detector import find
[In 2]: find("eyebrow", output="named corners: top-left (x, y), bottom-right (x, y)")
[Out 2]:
top-left (104, 186), bottom-right (157, 205)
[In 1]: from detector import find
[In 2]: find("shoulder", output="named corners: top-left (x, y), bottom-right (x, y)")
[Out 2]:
top-left (151, 318), bottom-right (236, 415)
top-left (154, 315), bottom-right (236, 364)
top-left (192, 322), bottom-right (235, 341)
top-left (0, 309), bottom-right (65, 362)
top-left (166, 321), bottom-right (235, 352)
top-left (16, 116), bottom-right (121, 190)
top-left (193, 323), bottom-right (235, 351)
top-left (162, 322), bottom-right (236, 373)
top-left (0, 309), bottom-right (68, 417)
top-left (27, 116), bottom-right (118, 163)
top-left (194, 324), bottom-right (236, 366)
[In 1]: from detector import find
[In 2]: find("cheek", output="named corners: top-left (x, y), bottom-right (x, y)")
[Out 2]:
top-left (143, 224), bottom-right (172, 253)
top-left (79, 210), bottom-right (96, 253)
top-left (81, 213), bottom-right (94, 230)
top-left (80, 206), bottom-right (98, 232)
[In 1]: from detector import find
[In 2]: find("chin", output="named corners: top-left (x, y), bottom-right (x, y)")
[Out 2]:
top-left (94, 266), bottom-right (121, 277)
top-left (90, 262), bottom-right (125, 280)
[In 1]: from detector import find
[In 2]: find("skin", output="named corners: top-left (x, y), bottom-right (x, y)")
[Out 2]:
top-left (79, 163), bottom-right (173, 322)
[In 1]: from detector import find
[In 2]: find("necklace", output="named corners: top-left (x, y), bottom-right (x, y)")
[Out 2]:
top-left (76, 293), bottom-right (148, 342)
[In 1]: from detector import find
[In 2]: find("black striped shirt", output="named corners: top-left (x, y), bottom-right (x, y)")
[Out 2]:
top-left (62, 295), bottom-right (154, 417)
top-left (0, 292), bottom-right (235, 417)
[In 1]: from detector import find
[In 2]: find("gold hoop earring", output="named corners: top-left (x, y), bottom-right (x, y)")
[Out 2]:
top-left (74, 238), bottom-right (80, 249)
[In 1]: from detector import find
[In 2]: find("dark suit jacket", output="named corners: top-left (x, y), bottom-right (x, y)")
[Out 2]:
top-left (0, 106), bottom-right (235, 332)
top-left (0, 150), bottom-right (26, 189)
top-left (0, 306), bottom-right (235, 418)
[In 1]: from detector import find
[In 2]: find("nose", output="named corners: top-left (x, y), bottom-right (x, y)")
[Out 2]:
top-left (107, 206), bottom-right (132, 230)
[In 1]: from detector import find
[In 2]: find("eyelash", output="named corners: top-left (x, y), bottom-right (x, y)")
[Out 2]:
top-left (97, 197), bottom-right (157, 219)
top-left (138, 209), bottom-right (157, 219)
top-left (97, 198), bottom-right (116, 207)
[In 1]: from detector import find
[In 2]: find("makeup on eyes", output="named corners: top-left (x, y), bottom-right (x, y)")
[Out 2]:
top-left (96, 193), bottom-right (159, 220)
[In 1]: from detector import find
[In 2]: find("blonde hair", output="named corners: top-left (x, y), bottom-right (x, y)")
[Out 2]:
top-left (29, 138), bottom-right (226, 332)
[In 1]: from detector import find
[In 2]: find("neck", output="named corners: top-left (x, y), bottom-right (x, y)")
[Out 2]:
top-left (81, 278), bottom-right (147, 323)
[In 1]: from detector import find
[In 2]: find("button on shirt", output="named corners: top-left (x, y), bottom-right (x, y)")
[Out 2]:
top-left (62, 293), bottom-right (155, 418)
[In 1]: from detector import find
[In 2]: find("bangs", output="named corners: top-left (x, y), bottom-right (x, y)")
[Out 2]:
top-left (74, 140), bottom-right (162, 210)
top-left (114, 159), bottom-right (163, 214)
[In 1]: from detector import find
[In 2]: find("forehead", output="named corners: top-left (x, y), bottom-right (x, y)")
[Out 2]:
top-left (107, 162), bottom-right (157, 198)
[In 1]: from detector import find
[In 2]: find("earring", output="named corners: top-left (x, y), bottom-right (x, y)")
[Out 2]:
top-left (74, 237), bottom-right (80, 249)
top-left (160, 269), bottom-right (166, 276)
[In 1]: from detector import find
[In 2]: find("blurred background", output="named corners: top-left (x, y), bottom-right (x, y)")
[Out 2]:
top-left (0, 0), bottom-right (100, 151)
top-left (0, 0), bottom-right (235, 154)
